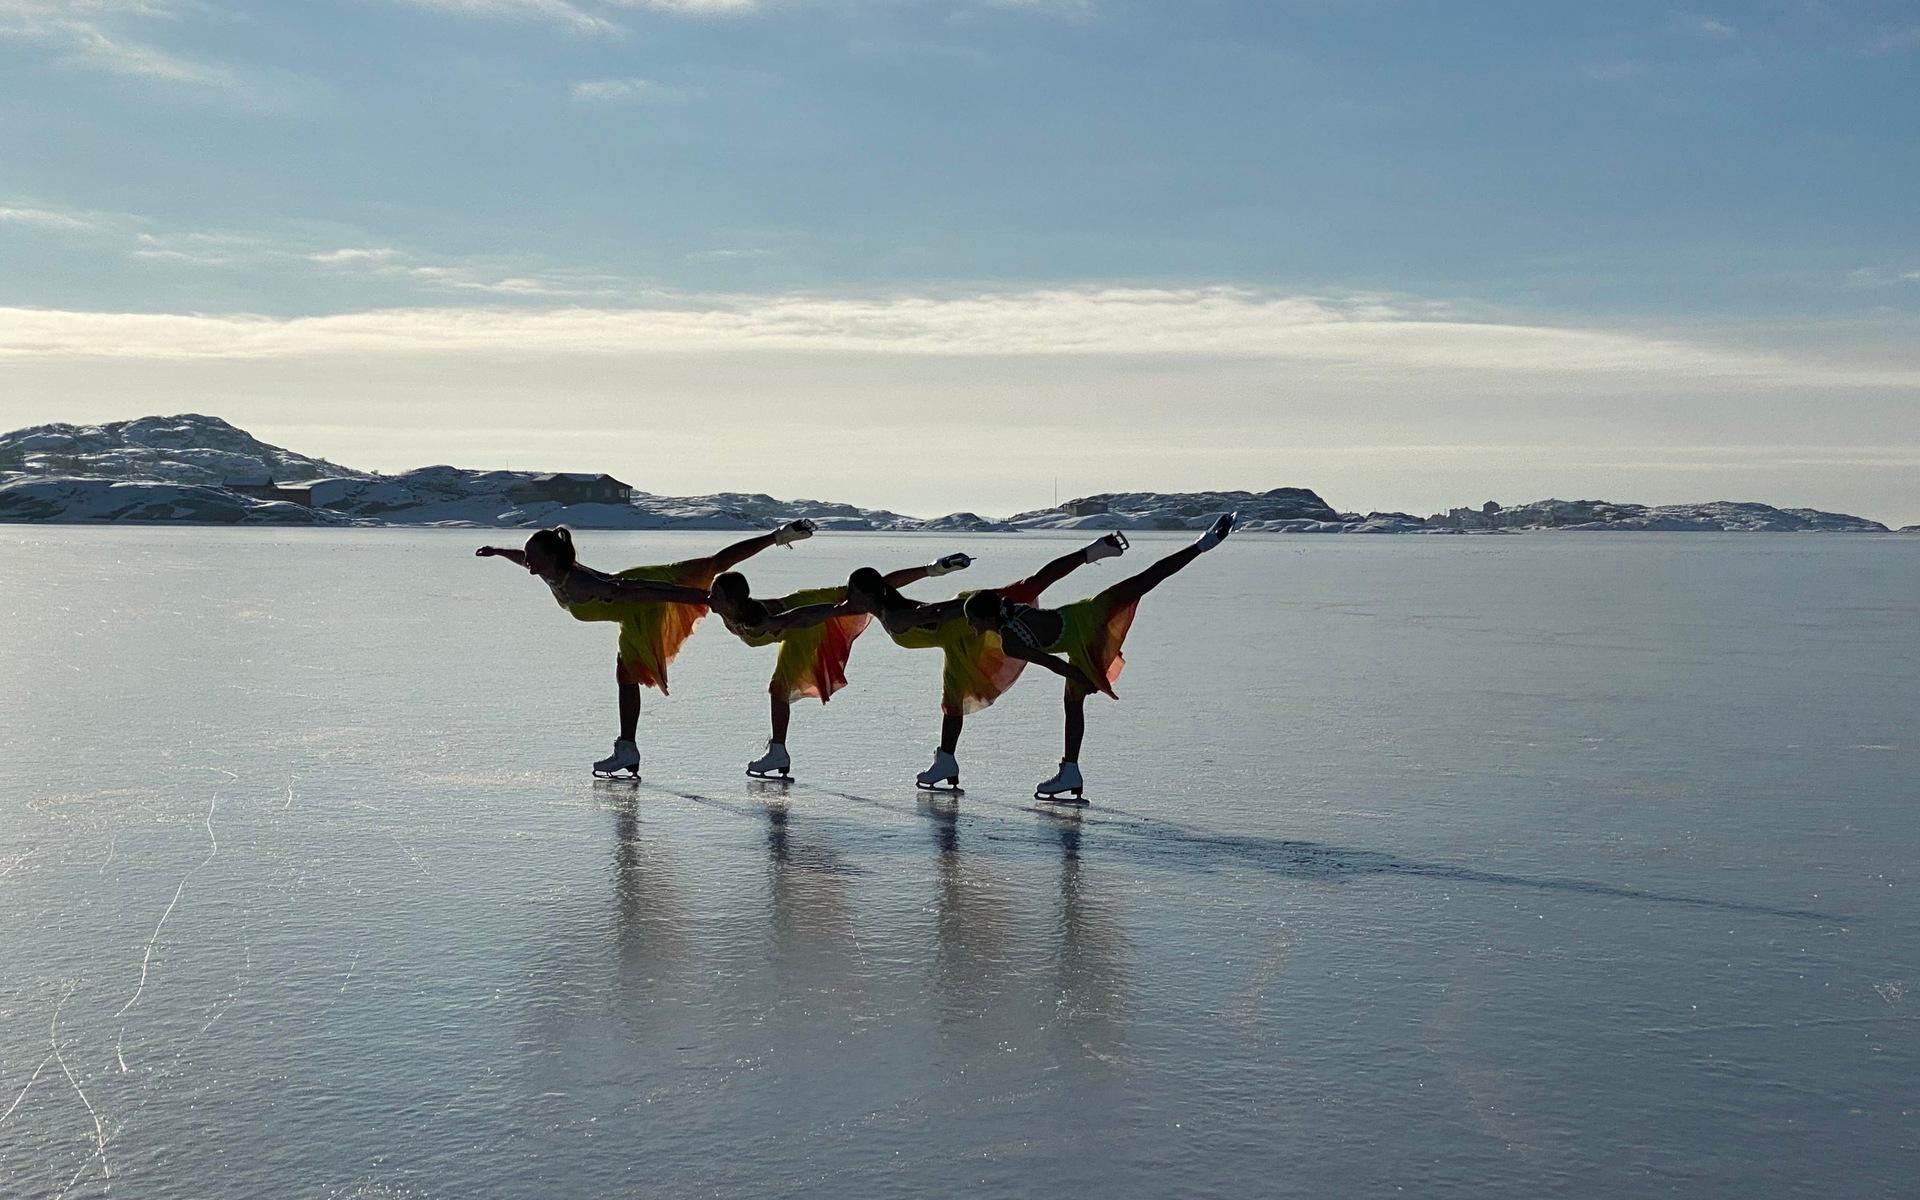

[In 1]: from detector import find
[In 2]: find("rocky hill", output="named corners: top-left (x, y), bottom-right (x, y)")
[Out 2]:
top-left (0, 414), bottom-right (1894, 533)
top-left (1426, 498), bottom-right (1887, 533)
top-left (0, 414), bottom-right (362, 487)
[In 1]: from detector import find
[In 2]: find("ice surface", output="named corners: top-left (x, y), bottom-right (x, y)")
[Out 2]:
top-left (2, 529), bottom-right (1917, 1198)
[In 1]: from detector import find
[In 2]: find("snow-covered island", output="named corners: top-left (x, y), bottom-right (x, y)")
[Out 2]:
top-left (0, 414), bottom-right (1894, 533)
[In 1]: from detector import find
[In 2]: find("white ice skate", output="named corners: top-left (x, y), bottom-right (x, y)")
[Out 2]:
top-left (915, 750), bottom-right (963, 792)
top-left (1085, 532), bottom-right (1129, 563)
top-left (592, 738), bottom-right (640, 779)
top-left (1195, 511), bottom-right (1237, 551)
top-left (773, 518), bottom-right (817, 546)
top-left (747, 740), bottom-right (792, 780)
top-left (1034, 760), bottom-right (1086, 804)
top-left (927, 552), bottom-right (973, 577)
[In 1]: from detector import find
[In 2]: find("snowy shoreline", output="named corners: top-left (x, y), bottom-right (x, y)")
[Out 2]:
top-left (1, 414), bottom-right (1900, 534)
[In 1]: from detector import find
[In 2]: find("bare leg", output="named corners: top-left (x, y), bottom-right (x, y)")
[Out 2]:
top-left (770, 695), bottom-right (791, 744)
top-left (618, 683), bottom-right (641, 742)
top-left (1063, 689), bottom-right (1086, 761)
top-left (939, 712), bottom-right (964, 755)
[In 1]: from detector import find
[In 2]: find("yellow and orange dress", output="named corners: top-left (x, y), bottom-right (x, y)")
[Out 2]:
top-left (998, 586), bottom-right (1140, 700)
top-left (548, 559), bottom-right (719, 692)
top-left (884, 578), bottom-right (1046, 715)
top-left (721, 586), bottom-right (874, 703)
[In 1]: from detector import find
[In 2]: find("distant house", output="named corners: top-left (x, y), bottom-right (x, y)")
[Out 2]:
top-left (509, 473), bottom-right (634, 506)
top-left (225, 478), bottom-right (313, 506)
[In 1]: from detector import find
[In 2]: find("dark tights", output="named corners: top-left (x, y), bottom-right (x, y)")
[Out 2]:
top-left (770, 696), bottom-right (791, 743)
top-left (1104, 540), bottom-right (1204, 609)
top-left (618, 682), bottom-right (640, 742)
top-left (1064, 691), bottom-right (1086, 761)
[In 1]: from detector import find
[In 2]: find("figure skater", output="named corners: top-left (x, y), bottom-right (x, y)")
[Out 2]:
top-left (843, 533), bottom-right (1129, 790)
top-left (707, 552), bottom-right (975, 779)
top-left (477, 520), bottom-right (817, 776)
top-left (961, 513), bottom-right (1234, 802)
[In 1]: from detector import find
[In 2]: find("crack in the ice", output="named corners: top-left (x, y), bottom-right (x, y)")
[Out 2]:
top-left (351, 802), bottom-right (434, 878)
top-left (0, 1051), bottom-right (54, 1130)
top-left (51, 985), bottom-right (111, 1193)
top-left (114, 791), bottom-right (219, 1072)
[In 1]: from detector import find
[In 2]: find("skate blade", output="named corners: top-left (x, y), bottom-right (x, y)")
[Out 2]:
top-left (1034, 791), bottom-right (1088, 805)
top-left (593, 769), bottom-right (641, 781)
top-left (745, 769), bottom-right (793, 781)
top-left (915, 780), bottom-right (964, 794)
top-left (747, 773), bottom-right (794, 785)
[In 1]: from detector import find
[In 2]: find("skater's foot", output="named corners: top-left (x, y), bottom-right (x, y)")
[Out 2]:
top-left (773, 518), bottom-right (817, 546)
top-left (1194, 512), bottom-right (1236, 551)
top-left (1034, 760), bottom-right (1086, 804)
top-left (593, 738), bottom-right (640, 778)
top-left (927, 552), bottom-right (973, 577)
top-left (1085, 532), bottom-right (1129, 563)
top-left (915, 750), bottom-right (962, 792)
top-left (747, 740), bottom-right (792, 779)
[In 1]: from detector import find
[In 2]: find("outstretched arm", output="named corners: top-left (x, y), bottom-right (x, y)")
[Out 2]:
top-left (999, 637), bottom-right (1101, 693)
top-left (476, 546), bottom-right (529, 566)
top-left (570, 575), bottom-right (711, 606)
top-left (882, 552), bottom-right (972, 590)
top-left (886, 595), bottom-right (967, 631)
top-left (753, 600), bottom-right (852, 634)
top-left (1019, 534), bottom-right (1127, 595)
top-left (709, 519), bottom-right (816, 572)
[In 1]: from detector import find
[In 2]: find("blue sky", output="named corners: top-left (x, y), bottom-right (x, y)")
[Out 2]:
top-left (2, 1), bottom-right (1917, 520)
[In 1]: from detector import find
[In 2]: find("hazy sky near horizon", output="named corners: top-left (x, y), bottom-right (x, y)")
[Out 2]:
top-left (2, 1), bottom-right (1916, 521)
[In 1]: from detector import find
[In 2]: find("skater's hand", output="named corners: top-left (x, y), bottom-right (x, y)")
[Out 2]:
top-left (927, 552), bottom-right (973, 577)
top-left (773, 518), bottom-right (817, 547)
top-left (476, 546), bottom-right (495, 557)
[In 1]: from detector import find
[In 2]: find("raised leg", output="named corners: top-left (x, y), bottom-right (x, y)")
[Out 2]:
top-left (1102, 542), bottom-right (1205, 610)
top-left (1021, 534), bottom-right (1122, 595)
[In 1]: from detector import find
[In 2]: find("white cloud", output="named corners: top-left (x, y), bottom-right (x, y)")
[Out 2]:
top-left (385, 0), bottom-right (761, 34)
top-left (569, 76), bottom-right (676, 101)
top-left (0, 0), bottom-right (241, 87)
top-left (2, 287), bottom-right (1914, 392)
top-left (608, 0), bottom-right (758, 12)
top-left (1845, 265), bottom-right (1920, 287)
top-left (682, 247), bottom-right (771, 263)
top-left (307, 247), bottom-right (404, 265)
top-left (0, 204), bottom-right (99, 231)
top-left (984, 0), bottom-right (1096, 18)
top-left (2, 203), bottom-right (610, 296)
top-left (1676, 12), bottom-right (1735, 37)
top-left (304, 245), bottom-right (599, 295)
top-left (384, 0), bottom-right (618, 35)
top-left (1864, 25), bottom-right (1920, 56)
